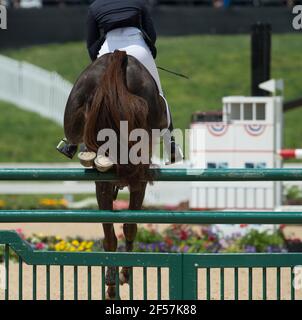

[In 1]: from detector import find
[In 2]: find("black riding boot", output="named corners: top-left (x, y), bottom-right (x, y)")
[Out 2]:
top-left (163, 108), bottom-right (184, 165)
top-left (56, 138), bottom-right (78, 159)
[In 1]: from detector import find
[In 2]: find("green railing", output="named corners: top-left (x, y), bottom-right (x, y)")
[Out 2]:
top-left (0, 168), bottom-right (302, 300)
top-left (1, 168), bottom-right (302, 181)
top-left (0, 231), bottom-right (182, 300)
top-left (0, 210), bottom-right (302, 224)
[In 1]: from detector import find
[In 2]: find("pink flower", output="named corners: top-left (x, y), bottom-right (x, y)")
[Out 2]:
top-left (35, 242), bottom-right (46, 250)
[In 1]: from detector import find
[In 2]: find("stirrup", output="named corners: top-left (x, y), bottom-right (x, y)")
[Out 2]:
top-left (56, 139), bottom-right (78, 159)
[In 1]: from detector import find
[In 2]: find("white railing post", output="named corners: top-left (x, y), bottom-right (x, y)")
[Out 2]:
top-left (0, 54), bottom-right (73, 127)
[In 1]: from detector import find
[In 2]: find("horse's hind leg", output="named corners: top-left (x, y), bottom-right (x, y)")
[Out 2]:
top-left (120, 182), bottom-right (147, 285)
top-left (63, 97), bottom-right (87, 146)
top-left (95, 182), bottom-right (119, 300)
top-left (119, 223), bottom-right (137, 285)
top-left (58, 95), bottom-right (87, 159)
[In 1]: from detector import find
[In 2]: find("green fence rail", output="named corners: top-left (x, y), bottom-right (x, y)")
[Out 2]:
top-left (0, 231), bottom-right (183, 300)
top-left (0, 210), bottom-right (302, 224)
top-left (1, 168), bottom-right (302, 181)
top-left (0, 168), bottom-right (302, 300)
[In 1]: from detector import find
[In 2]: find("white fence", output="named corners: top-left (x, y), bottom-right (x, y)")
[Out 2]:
top-left (0, 54), bottom-right (72, 126)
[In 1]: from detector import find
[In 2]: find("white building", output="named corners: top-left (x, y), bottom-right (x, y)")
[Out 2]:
top-left (190, 95), bottom-right (283, 210)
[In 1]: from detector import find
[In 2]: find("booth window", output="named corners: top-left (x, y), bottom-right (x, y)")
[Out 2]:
top-left (207, 162), bottom-right (229, 169)
top-left (230, 103), bottom-right (241, 120)
top-left (245, 162), bottom-right (267, 169)
top-left (244, 103), bottom-right (253, 120)
top-left (256, 103), bottom-right (266, 120)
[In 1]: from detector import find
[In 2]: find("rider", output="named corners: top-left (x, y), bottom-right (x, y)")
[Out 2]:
top-left (57, 0), bottom-right (183, 169)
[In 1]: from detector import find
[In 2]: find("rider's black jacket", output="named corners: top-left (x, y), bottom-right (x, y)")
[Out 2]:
top-left (87, 0), bottom-right (157, 61)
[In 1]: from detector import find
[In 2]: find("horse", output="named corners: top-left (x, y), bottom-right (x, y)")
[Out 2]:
top-left (63, 50), bottom-right (168, 299)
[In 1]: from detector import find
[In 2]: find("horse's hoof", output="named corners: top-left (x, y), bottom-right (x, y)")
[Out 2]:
top-left (105, 294), bottom-right (121, 300)
top-left (119, 270), bottom-right (129, 286)
top-left (105, 286), bottom-right (121, 300)
top-left (105, 292), bottom-right (115, 300)
top-left (78, 151), bottom-right (96, 167)
top-left (94, 155), bottom-right (114, 172)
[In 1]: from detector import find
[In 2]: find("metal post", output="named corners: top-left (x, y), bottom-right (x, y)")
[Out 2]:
top-left (251, 23), bottom-right (271, 96)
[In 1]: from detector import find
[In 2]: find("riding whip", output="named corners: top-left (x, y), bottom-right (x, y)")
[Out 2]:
top-left (157, 66), bottom-right (189, 80)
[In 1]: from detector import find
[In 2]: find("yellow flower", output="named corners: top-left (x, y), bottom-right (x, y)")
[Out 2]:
top-left (59, 243), bottom-right (66, 251)
top-left (39, 199), bottom-right (57, 206)
top-left (86, 241), bottom-right (94, 249)
top-left (72, 240), bottom-right (80, 247)
top-left (58, 199), bottom-right (68, 207)
top-left (69, 247), bottom-right (76, 252)
top-left (55, 236), bottom-right (62, 241)
top-left (86, 249), bottom-right (92, 252)
top-left (0, 200), bottom-right (5, 208)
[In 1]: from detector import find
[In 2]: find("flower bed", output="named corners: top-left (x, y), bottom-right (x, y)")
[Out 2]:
top-left (133, 224), bottom-right (287, 254)
top-left (1, 224), bottom-right (301, 262)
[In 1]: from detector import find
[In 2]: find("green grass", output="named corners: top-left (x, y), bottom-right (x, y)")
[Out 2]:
top-left (1, 34), bottom-right (302, 162)
top-left (0, 192), bottom-right (128, 209)
top-left (0, 101), bottom-right (67, 162)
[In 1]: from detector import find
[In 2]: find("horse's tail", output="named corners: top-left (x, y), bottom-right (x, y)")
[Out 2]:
top-left (84, 50), bottom-right (152, 184)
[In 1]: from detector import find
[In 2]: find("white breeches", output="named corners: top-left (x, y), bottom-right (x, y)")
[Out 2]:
top-left (98, 27), bottom-right (170, 128)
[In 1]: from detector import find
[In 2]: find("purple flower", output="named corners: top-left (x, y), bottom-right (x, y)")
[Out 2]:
top-left (182, 246), bottom-right (189, 253)
top-left (234, 232), bottom-right (242, 238)
top-left (151, 243), bottom-right (157, 252)
top-left (139, 243), bottom-right (145, 250)
top-left (266, 245), bottom-right (283, 253)
top-left (245, 245), bottom-right (256, 253)
top-left (219, 239), bottom-right (228, 249)
top-left (266, 246), bottom-right (273, 253)
top-left (158, 242), bottom-right (168, 252)
top-left (171, 245), bottom-right (178, 252)
top-left (147, 244), bottom-right (153, 251)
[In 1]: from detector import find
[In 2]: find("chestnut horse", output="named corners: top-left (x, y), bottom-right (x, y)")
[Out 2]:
top-left (64, 50), bottom-right (168, 299)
